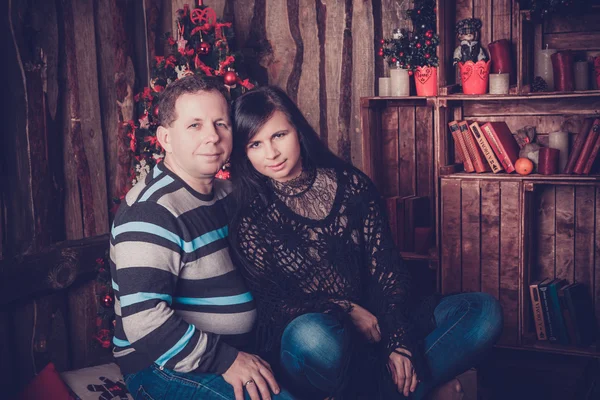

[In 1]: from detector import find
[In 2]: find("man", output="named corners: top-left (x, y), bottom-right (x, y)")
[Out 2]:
top-left (110, 75), bottom-right (294, 400)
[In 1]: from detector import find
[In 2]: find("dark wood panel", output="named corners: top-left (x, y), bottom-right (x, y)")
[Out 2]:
top-left (381, 108), bottom-right (399, 197)
top-left (492, 0), bottom-right (512, 42)
top-left (536, 186), bottom-right (556, 280)
top-left (499, 181), bottom-right (520, 346)
top-left (554, 186), bottom-right (574, 282)
top-left (595, 187), bottom-right (600, 328)
top-left (473, 0), bottom-right (492, 50)
top-left (480, 180), bottom-right (501, 299)
top-left (297, 0), bottom-right (320, 135)
top-left (545, 31), bottom-right (600, 51)
top-left (574, 186), bottom-right (595, 289)
top-left (0, 311), bottom-right (15, 395)
top-left (461, 180), bottom-right (481, 292)
top-left (399, 107), bottom-right (416, 198)
top-left (463, 97), bottom-right (600, 116)
top-left (441, 179), bottom-right (462, 294)
top-left (415, 107), bottom-right (433, 214)
top-left (455, 0), bottom-right (473, 22)
top-left (544, 12), bottom-right (600, 34)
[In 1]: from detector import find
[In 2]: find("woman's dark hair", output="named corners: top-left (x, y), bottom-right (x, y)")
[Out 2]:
top-left (230, 86), bottom-right (349, 213)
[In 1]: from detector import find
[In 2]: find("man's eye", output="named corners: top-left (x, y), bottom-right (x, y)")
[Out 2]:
top-left (189, 123), bottom-right (199, 128)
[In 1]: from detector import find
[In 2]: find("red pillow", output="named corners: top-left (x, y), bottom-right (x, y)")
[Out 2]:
top-left (17, 362), bottom-right (73, 400)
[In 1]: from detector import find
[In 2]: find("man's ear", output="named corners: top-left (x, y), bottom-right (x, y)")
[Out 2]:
top-left (157, 125), bottom-right (172, 153)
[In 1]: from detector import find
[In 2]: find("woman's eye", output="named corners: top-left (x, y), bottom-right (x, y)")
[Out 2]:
top-left (274, 132), bottom-right (285, 139)
top-left (248, 142), bottom-right (260, 149)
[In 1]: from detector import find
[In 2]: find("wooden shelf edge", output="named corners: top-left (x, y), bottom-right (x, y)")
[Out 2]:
top-left (362, 91), bottom-right (600, 103)
top-left (399, 251), bottom-right (437, 262)
top-left (503, 339), bottom-right (600, 358)
top-left (440, 172), bottom-right (600, 182)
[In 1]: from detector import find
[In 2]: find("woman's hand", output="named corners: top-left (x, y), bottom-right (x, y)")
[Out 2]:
top-left (348, 303), bottom-right (381, 343)
top-left (387, 348), bottom-right (418, 397)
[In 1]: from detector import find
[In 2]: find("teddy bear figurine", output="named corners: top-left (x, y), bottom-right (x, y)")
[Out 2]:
top-left (453, 18), bottom-right (488, 65)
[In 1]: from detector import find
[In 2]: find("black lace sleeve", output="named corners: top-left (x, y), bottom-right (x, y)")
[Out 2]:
top-left (358, 176), bottom-right (417, 359)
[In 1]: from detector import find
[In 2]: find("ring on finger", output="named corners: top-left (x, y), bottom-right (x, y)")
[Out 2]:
top-left (243, 379), bottom-right (255, 388)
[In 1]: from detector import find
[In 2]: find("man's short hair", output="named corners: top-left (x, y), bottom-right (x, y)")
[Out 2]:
top-left (158, 75), bottom-right (230, 127)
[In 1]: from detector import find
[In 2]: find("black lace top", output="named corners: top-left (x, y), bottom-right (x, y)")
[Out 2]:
top-left (233, 165), bottom-right (436, 398)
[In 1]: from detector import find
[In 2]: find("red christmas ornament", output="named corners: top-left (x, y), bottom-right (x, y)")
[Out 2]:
top-left (391, 57), bottom-right (397, 63)
top-left (102, 293), bottom-right (114, 308)
top-left (425, 53), bottom-right (431, 59)
top-left (153, 104), bottom-right (159, 118)
top-left (399, 52), bottom-right (404, 57)
top-left (426, 31), bottom-right (433, 39)
top-left (223, 71), bottom-right (237, 85)
top-left (199, 42), bottom-right (211, 55)
top-left (380, 39), bottom-right (385, 44)
top-left (416, 43), bottom-right (422, 49)
top-left (408, 70), bottom-right (413, 76)
top-left (425, 40), bottom-right (432, 46)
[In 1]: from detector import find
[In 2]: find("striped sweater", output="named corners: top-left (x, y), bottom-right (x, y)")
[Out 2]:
top-left (110, 162), bottom-right (256, 375)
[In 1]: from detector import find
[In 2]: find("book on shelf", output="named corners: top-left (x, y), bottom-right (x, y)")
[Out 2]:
top-left (480, 121), bottom-right (520, 173)
top-left (469, 121), bottom-right (503, 173)
top-left (564, 118), bottom-right (595, 174)
top-left (458, 121), bottom-right (491, 173)
top-left (529, 279), bottom-right (548, 341)
top-left (582, 132), bottom-right (600, 175)
top-left (538, 278), bottom-right (558, 343)
top-left (448, 120), bottom-right (475, 173)
top-left (558, 283), bottom-right (578, 345)
top-left (573, 119), bottom-right (600, 175)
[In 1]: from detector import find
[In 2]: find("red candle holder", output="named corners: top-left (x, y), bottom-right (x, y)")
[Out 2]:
top-left (459, 60), bottom-right (491, 94)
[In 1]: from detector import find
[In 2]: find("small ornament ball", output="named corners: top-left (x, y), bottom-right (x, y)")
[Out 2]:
top-left (391, 57), bottom-right (397, 63)
top-left (426, 31), bottom-right (433, 38)
top-left (416, 43), bottom-right (422, 49)
top-left (223, 71), bottom-right (237, 85)
top-left (425, 53), bottom-right (431, 59)
top-left (199, 42), bottom-right (211, 55)
top-left (153, 104), bottom-right (159, 118)
top-left (426, 40), bottom-right (432, 46)
top-left (102, 293), bottom-right (114, 308)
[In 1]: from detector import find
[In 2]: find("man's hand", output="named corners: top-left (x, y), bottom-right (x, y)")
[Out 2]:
top-left (387, 348), bottom-right (418, 397)
top-left (348, 303), bottom-right (381, 343)
top-left (222, 351), bottom-right (280, 400)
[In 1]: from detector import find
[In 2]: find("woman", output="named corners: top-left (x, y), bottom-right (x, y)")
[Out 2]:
top-left (229, 86), bottom-right (503, 399)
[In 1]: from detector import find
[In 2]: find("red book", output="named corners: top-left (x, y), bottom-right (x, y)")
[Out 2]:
top-left (448, 120), bottom-right (474, 172)
top-left (583, 134), bottom-right (600, 174)
top-left (564, 118), bottom-right (594, 174)
top-left (458, 121), bottom-right (491, 173)
top-left (480, 121), bottom-right (520, 173)
top-left (574, 119), bottom-right (600, 174)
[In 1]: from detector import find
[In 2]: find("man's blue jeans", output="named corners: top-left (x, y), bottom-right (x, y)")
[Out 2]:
top-left (278, 292), bottom-right (503, 399)
top-left (123, 363), bottom-right (298, 400)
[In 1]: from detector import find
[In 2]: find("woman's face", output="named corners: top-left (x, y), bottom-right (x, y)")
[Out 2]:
top-left (245, 110), bottom-right (303, 182)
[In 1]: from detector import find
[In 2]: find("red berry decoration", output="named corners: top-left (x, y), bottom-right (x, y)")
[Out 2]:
top-left (425, 53), bottom-right (431, 59)
top-left (391, 57), bottom-right (397, 63)
top-left (380, 39), bottom-right (385, 44)
top-left (426, 40), bottom-right (432, 46)
top-left (199, 41), bottom-right (211, 55)
top-left (416, 43), bottom-right (422, 49)
top-left (399, 52), bottom-right (404, 57)
top-left (153, 104), bottom-right (159, 118)
top-left (408, 70), bottom-right (413, 76)
top-left (102, 293), bottom-right (114, 308)
top-left (223, 71), bottom-right (237, 86)
top-left (426, 31), bottom-right (433, 39)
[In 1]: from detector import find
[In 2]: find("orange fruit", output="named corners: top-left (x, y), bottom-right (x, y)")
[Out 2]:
top-left (515, 157), bottom-right (534, 175)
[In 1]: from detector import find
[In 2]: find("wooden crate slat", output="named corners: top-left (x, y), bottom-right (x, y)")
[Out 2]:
top-left (461, 180), bottom-right (481, 292)
top-left (480, 180), bottom-right (501, 299)
top-left (536, 186), bottom-right (556, 280)
top-left (463, 97), bottom-right (600, 116)
top-left (595, 187), bottom-right (600, 329)
top-left (474, 0), bottom-right (492, 51)
top-left (544, 12), bottom-right (600, 34)
top-left (545, 31), bottom-right (600, 51)
top-left (415, 106), bottom-right (433, 200)
top-left (492, 0), bottom-right (512, 42)
top-left (574, 186), bottom-right (595, 289)
top-left (555, 185), bottom-right (575, 282)
top-left (441, 178), bottom-right (462, 294)
top-left (499, 181), bottom-right (521, 346)
top-left (381, 107), bottom-right (400, 197)
top-left (399, 107), bottom-right (417, 198)
top-left (455, 0), bottom-right (474, 22)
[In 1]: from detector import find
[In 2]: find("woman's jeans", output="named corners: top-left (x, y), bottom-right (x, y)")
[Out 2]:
top-left (279, 292), bottom-right (503, 399)
top-left (123, 362), bottom-right (298, 400)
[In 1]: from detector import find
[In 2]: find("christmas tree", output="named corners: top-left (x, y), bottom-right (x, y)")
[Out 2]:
top-left (123, 1), bottom-right (254, 188)
top-left (379, 0), bottom-right (439, 73)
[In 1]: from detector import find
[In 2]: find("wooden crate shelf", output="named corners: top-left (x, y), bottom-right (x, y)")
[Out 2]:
top-left (361, 0), bottom-right (600, 358)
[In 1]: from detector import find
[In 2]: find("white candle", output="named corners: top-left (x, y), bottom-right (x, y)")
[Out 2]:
top-left (390, 67), bottom-right (410, 96)
top-left (489, 73), bottom-right (509, 94)
top-left (574, 61), bottom-right (590, 91)
top-left (535, 46), bottom-right (557, 91)
top-left (549, 131), bottom-right (569, 171)
top-left (378, 77), bottom-right (391, 96)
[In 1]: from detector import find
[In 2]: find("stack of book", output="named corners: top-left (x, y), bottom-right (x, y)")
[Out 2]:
top-left (563, 118), bottom-right (600, 175)
top-left (529, 279), bottom-right (598, 347)
top-left (448, 120), bottom-right (519, 174)
top-left (386, 196), bottom-right (432, 254)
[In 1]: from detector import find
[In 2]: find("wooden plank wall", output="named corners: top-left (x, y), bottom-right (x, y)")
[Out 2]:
top-left (441, 178), bottom-right (521, 345)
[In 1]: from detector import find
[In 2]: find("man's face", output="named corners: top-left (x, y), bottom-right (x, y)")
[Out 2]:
top-left (160, 90), bottom-right (232, 180)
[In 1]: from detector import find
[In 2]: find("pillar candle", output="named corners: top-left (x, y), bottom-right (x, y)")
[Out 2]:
top-left (488, 39), bottom-right (513, 75)
top-left (390, 67), bottom-right (410, 96)
top-left (489, 73), bottom-right (509, 94)
top-left (574, 61), bottom-right (590, 91)
top-left (549, 131), bottom-right (569, 171)
top-left (538, 147), bottom-right (560, 175)
top-left (551, 51), bottom-right (575, 92)
top-left (378, 77), bottom-right (391, 96)
top-left (534, 46), bottom-right (556, 91)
